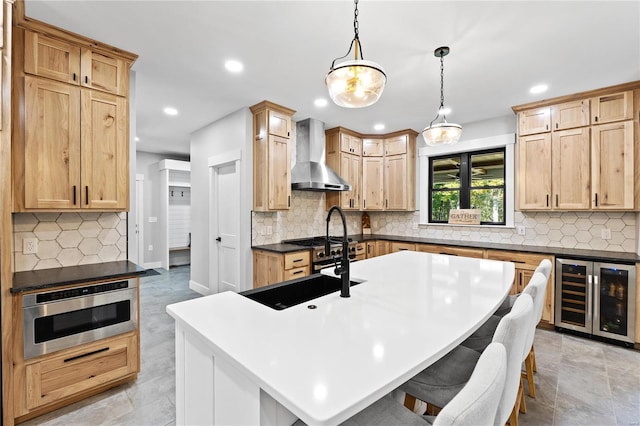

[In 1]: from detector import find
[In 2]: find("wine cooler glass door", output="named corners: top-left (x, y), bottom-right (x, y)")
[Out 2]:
top-left (555, 259), bottom-right (592, 334)
top-left (593, 262), bottom-right (636, 343)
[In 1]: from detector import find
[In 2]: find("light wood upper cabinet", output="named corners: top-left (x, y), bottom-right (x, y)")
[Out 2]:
top-left (384, 135), bottom-right (407, 156)
top-left (24, 30), bottom-right (129, 96)
top-left (591, 121), bottom-right (634, 209)
top-left (518, 133), bottom-right (552, 210)
top-left (362, 156), bottom-right (384, 210)
top-left (81, 89), bottom-right (129, 209)
top-left (385, 154), bottom-right (408, 210)
top-left (22, 76), bottom-right (81, 209)
top-left (514, 82), bottom-right (640, 211)
top-left (24, 30), bottom-right (80, 85)
top-left (362, 138), bottom-right (384, 156)
top-left (340, 133), bottom-right (362, 155)
top-left (518, 107), bottom-right (550, 135)
top-left (551, 100), bottom-right (590, 131)
top-left (552, 128), bottom-right (591, 210)
top-left (18, 77), bottom-right (128, 211)
top-left (250, 101), bottom-right (295, 212)
top-left (591, 91), bottom-right (633, 124)
top-left (338, 153), bottom-right (361, 210)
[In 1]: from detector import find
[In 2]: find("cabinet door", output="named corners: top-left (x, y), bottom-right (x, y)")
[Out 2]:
top-left (268, 109), bottom-right (291, 138)
top-left (362, 138), bottom-right (384, 156)
top-left (591, 91), bottom-right (633, 124)
top-left (552, 128), bottom-right (590, 210)
top-left (366, 241), bottom-right (377, 258)
top-left (81, 49), bottom-right (128, 96)
top-left (551, 100), bottom-right (590, 131)
top-left (349, 154), bottom-right (361, 209)
top-left (24, 30), bottom-right (80, 85)
top-left (340, 133), bottom-right (361, 154)
top-left (376, 240), bottom-right (390, 256)
top-left (518, 107), bottom-right (550, 135)
top-left (81, 89), bottom-right (128, 210)
top-left (390, 242), bottom-right (415, 252)
top-left (24, 76), bottom-right (81, 209)
top-left (384, 135), bottom-right (407, 156)
top-left (591, 121), bottom-right (634, 209)
top-left (267, 135), bottom-right (291, 210)
top-left (384, 154), bottom-right (407, 210)
top-left (253, 250), bottom-right (283, 288)
top-left (362, 156), bottom-right (384, 210)
top-left (517, 133), bottom-right (552, 210)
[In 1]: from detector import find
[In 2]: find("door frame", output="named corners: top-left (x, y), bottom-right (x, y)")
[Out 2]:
top-left (135, 174), bottom-right (144, 265)
top-left (208, 149), bottom-right (242, 295)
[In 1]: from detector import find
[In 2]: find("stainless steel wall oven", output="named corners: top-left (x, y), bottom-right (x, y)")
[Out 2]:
top-left (23, 278), bottom-right (138, 359)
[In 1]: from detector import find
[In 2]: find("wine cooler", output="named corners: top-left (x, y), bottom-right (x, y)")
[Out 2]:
top-left (555, 259), bottom-right (636, 344)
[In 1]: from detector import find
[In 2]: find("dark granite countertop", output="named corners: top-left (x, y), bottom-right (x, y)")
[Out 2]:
top-left (12, 260), bottom-right (147, 294)
top-left (252, 233), bottom-right (640, 264)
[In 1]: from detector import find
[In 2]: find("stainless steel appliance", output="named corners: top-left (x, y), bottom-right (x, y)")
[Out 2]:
top-left (23, 277), bottom-right (138, 359)
top-left (284, 236), bottom-right (357, 272)
top-left (555, 259), bottom-right (636, 345)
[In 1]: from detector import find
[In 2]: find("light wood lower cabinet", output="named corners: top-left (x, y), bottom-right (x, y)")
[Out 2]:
top-left (253, 249), bottom-right (311, 288)
top-left (24, 333), bottom-right (138, 411)
top-left (365, 240), bottom-right (390, 258)
top-left (416, 244), bottom-right (484, 258)
top-left (485, 250), bottom-right (555, 325)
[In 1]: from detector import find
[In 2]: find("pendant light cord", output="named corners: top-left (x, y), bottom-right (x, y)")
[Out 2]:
top-left (429, 48), bottom-right (450, 127)
top-left (329, 0), bottom-right (365, 69)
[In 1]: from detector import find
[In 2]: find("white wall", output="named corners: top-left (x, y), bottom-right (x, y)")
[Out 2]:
top-left (128, 71), bottom-right (138, 263)
top-left (458, 114), bottom-right (516, 140)
top-left (190, 108), bottom-right (253, 293)
top-left (136, 151), bottom-right (188, 267)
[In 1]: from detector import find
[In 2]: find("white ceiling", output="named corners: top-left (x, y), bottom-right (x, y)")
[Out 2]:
top-left (24, 1), bottom-right (640, 156)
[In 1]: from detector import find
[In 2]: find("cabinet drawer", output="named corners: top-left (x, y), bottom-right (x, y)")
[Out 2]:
top-left (591, 91), bottom-right (633, 124)
top-left (284, 251), bottom-right (310, 269)
top-left (417, 244), bottom-right (484, 258)
top-left (25, 333), bottom-right (138, 410)
top-left (390, 242), bottom-right (416, 252)
top-left (284, 266), bottom-right (310, 281)
top-left (485, 250), bottom-right (548, 270)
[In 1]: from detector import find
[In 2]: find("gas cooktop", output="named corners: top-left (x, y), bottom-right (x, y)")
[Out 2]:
top-left (284, 236), bottom-right (353, 247)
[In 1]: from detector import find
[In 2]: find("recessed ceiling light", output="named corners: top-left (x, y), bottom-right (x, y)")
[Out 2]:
top-left (373, 123), bottom-right (385, 131)
top-left (314, 98), bottom-right (328, 107)
top-left (225, 60), bottom-right (244, 73)
top-left (134, 136), bottom-right (140, 142)
top-left (164, 107), bottom-right (178, 116)
top-left (530, 84), bottom-right (548, 94)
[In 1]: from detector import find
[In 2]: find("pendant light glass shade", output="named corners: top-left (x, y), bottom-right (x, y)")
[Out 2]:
top-left (423, 46), bottom-right (462, 146)
top-left (326, 59), bottom-right (386, 108)
top-left (326, 0), bottom-right (386, 108)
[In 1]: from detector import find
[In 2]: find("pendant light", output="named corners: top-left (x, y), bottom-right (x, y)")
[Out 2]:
top-left (325, 0), bottom-right (386, 108)
top-left (423, 46), bottom-right (462, 146)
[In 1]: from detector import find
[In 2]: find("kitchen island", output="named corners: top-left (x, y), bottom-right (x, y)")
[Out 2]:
top-left (166, 250), bottom-right (515, 425)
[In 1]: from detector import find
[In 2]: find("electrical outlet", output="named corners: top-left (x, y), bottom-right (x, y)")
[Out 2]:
top-left (601, 228), bottom-right (611, 240)
top-left (148, 245), bottom-right (154, 251)
top-left (266, 226), bottom-right (273, 235)
top-left (412, 222), bottom-right (419, 230)
top-left (517, 226), bottom-right (526, 236)
top-left (23, 238), bottom-right (38, 254)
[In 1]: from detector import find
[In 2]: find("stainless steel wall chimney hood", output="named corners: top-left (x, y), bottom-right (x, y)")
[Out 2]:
top-left (291, 118), bottom-right (352, 191)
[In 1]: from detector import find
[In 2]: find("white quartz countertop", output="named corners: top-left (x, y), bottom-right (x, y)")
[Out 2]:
top-left (167, 251), bottom-right (515, 425)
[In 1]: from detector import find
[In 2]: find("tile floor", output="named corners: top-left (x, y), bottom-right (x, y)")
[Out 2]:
top-left (23, 266), bottom-right (640, 425)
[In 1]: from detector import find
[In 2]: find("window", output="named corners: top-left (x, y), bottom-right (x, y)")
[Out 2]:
top-left (429, 148), bottom-right (506, 225)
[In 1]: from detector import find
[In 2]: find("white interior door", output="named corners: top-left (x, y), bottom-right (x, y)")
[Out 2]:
top-left (136, 177), bottom-right (144, 265)
top-left (209, 151), bottom-right (241, 294)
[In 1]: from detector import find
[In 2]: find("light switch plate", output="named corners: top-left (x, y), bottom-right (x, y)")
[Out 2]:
top-left (517, 226), bottom-right (526, 236)
top-left (23, 238), bottom-right (38, 254)
top-left (601, 228), bottom-right (611, 240)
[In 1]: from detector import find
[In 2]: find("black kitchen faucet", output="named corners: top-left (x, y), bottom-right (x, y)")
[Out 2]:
top-left (325, 205), bottom-right (350, 298)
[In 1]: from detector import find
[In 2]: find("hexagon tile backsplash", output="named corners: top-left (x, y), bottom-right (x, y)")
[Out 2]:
top-left (252, 192), bottom-right (639, 254)
top-left (13, 212), bottom-right (127, 272)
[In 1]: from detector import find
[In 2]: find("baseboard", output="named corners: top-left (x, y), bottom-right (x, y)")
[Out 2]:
top-left (143, 261), bottom-right (162, 269)
top-left (190, 280), bottom-right (209, 296)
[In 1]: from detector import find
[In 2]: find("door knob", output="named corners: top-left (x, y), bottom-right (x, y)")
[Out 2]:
top-left (215, 237), bottom-right (222, 242)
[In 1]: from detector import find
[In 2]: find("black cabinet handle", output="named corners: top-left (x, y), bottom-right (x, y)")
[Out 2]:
top-left (288, 195), bottom-right (291, 207)
top-left (72, 73), bottom-right (77, 81)
top-left (546, 194), bottom-right (549, 207)
top-left (292, 270), bottom-right (303, 275)
top-left (73, 185), bottom-right (77, 205)
top-left (85, 186), bottom-right (89, 205)
top-left (363, 200), bottom-right (366, 209)
top-left (64, 347), bottom-right (109, 363)
top-left (594, 116), bottom-right (598, 123)
top-left (556, 194), bottom-right (559, 207)
top-left (555, 123), bottom-right (558, 129)
top-left (595, 193), bottom-right (598, 207)
top-left (85, 76), bottom-right (89, 84)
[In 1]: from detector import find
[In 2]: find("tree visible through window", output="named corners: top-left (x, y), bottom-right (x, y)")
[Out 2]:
top-left (429, 148), bottom-right (505, 225)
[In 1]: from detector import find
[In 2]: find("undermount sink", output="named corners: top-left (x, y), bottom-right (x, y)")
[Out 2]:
top-left (241, 274), bottom-right (364, 310)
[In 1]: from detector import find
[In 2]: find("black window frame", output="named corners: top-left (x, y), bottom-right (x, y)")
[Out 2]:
top-left (428, 147), bottom-right (506, 225)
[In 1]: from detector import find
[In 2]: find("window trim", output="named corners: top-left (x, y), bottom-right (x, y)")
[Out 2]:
top-left (419, 133), bottom-right (515, 227)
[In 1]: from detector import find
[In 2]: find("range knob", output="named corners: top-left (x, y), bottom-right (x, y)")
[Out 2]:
top-left (350, 247), bottom-right (356, 253)
top-left (318, 252), bottom-right (325, 258)
top-left (336, 249), bottom-right (342, 255)
top-left (330, 250), bottom-right (336, 256)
